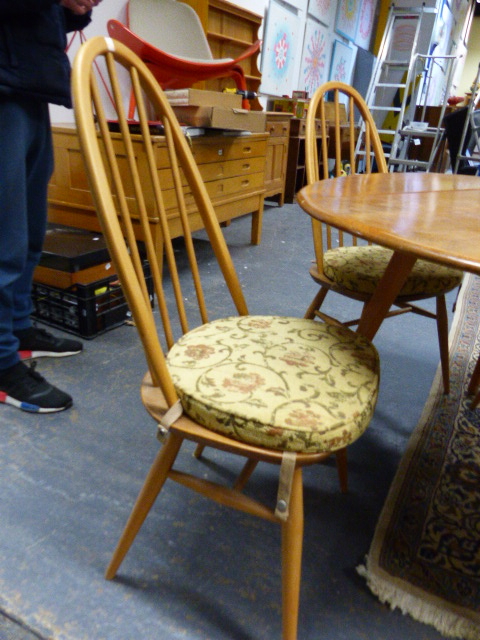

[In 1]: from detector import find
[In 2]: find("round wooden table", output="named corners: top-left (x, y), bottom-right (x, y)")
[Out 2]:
top-left (297, 172), bottom-right (480, 340)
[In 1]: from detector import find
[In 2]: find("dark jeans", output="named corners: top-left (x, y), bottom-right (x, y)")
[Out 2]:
top-left (0, 97), bottom-right (53, 371)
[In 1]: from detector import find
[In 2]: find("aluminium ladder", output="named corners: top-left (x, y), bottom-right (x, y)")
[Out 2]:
top-left (363, 3), bottom-right (432, 159)
top-left (359, 2), bottom-right (457, 172)
top-left (387, 52), bottom-right (458, 172)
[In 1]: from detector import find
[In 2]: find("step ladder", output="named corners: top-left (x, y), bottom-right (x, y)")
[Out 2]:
top-left (387, 52), bottom-right (458, 172)
top-left (363, 3), bottom-right (435, 158)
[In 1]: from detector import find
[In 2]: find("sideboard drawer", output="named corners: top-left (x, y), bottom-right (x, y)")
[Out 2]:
top-left (48, 125), bottom-right (268, 246)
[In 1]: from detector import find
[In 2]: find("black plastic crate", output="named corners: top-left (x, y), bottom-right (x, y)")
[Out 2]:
top-left (31, 262), bottom-right (153, 339)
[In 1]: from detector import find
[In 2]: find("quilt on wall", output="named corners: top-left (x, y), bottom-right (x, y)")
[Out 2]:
top-left (335, 0), bottom-right (360, 42)
top-left (299, 19), bottom-right (331, 96)
top-left (329, 38), bottom-right (355, 84)
top-left (355, 0), bottom-right (377, 50)
top-left (260, 0), bottom-right (302, 97)
top-left (425, 1), bottom-right (454, 105)
top-left (307, 0), bottom-right (337, 28)
top-left (261, 0), bottom-right (373, 98)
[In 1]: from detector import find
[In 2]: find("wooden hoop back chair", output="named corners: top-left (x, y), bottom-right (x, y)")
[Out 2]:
top-left (107, 0), bottom-right (260, 111)
top-left (304, 81), bottom-right (464, 394)
top-left (72, 38), bottom-right (380, 640)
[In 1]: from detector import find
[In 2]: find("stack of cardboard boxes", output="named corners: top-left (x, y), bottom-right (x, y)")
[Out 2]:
top-left (165, 88), bottom-right (266, 132)
top-left (32, 226), bottom-right (152, 339)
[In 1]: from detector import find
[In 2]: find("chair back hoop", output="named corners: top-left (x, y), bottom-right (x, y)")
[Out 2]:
top-left (305, 81), bottom-right (388, 261)
top-left (71, 36), bottom-right (248, 406)
top-left (127, 0), bottom-right (213, 60)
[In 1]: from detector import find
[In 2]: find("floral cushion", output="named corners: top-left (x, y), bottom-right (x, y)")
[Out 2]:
top-left (166, 316), bottom-right (379, 453)
top-left (323, 245), bottom-right (463, 296)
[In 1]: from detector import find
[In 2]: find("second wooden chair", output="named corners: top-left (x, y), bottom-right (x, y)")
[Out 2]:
top-left (304, 81), bottom-right (463, 394)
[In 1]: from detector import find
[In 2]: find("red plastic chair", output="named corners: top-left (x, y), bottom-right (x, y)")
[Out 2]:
top-left (107, 0), bottom-right (261, 111)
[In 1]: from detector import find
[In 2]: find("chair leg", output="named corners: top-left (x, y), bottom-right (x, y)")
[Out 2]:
top-left (335, 448), bottom-right (348, 493)
top-left (471, 390), bottom-right (480, 409)
top-left (193, 444), bottom-right (205, 459)
top-left (436, 295), bottom-right (450, 394)
top-left (281, 467), bottom-right (304, 640)
top-left (233, 459), bottom-right (258, 491)
top-left (105, 431), bottom-right (183, 580)
top-left (304, 287), bottom-right (328, 320)
top-left (467, 353), bottom-right (480, 397)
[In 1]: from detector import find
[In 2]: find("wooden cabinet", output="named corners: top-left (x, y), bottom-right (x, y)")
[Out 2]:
top-left (184, 0), bottom-right (263, 111)
top-left (48, 125), bottom-right (268, 257)
top-left (264, 112), bottom-right (292, 206)
top-left (284, 118), bottom-right (325, 204)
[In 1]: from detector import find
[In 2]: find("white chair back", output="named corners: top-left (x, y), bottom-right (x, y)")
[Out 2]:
top-left (129, 0), bottom-right (213, 61)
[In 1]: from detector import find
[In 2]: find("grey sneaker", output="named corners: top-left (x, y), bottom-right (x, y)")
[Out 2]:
top-left (15, 326), bottom-right (83, 359)
top-left (0, 361), bottom-right (73, 413)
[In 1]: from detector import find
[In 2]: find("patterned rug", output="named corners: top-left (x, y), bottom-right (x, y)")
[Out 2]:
top-left (359, 273), bottom-right (480, 640)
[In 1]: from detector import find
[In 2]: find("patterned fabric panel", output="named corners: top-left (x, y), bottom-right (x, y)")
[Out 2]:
top-left (166, 316), bottom-right (380, 453)
top-left (323, 245), bottom-right (463, 296)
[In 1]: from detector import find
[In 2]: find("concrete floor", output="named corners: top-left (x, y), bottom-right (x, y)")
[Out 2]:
top-left (0, 202), bottom-right (456, 640)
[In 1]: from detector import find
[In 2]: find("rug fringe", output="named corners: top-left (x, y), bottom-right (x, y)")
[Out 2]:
top-left (357, 561), bottom-right (480, 640)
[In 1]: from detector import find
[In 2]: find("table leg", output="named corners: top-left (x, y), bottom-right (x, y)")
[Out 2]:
top-left (356, 251), bottom-right (418, 341)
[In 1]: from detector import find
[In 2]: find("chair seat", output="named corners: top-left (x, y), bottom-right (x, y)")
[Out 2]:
top-left (323, 245), bottom-right (463, 297)
top-left (166, 316), bottom-right (379, 453)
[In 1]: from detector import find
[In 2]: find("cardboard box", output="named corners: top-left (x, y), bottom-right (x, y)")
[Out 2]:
top-left (269, 98), bottom-right (309, 119)
top-left (34, 262), bottom-right (116, 288)
top-left (31, 262), bottom-right (153, 339)
top-left (292, 90), bottom-right (309, 100)
top-left (34, 225), bottom-right (116, 289)
top-left (165, 88), bottom-right (242, 109)
top-left (172, 106), bottom-right (267, 133)
top-left (323, 102), bottom-right (347, 123)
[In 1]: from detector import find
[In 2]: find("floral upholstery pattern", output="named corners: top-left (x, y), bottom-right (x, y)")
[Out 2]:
top-left (166, 316), bottom-right (380, 453)
top-left (323, 245), bottom-right (463, 296)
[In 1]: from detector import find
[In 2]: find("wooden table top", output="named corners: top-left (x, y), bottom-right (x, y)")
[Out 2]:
top-left (297, 172), bottom-right (480, 276)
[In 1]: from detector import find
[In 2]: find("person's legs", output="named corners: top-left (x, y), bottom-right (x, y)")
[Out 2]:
top-left (0, 97), bottom-right (74, 412)
top-left (4, 99), bottom-right (82, 359)
top-left (0, 97), bottom-right (82, 359)
top-left (10, 100), bottom-right (53, 334)
top-left (0, 96), bottom-right (35, 371)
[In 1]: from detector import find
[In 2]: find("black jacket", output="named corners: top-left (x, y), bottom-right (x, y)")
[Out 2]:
top-left (0, 1), bottom-right (91, 107)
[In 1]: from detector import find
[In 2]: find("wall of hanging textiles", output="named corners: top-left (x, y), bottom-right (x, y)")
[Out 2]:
top-left (259, 0), bottom-right (472, 99)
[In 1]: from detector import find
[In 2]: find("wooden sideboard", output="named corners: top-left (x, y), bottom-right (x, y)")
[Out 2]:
top-left (263, 112), bottom-right (292, 206)
top-left (48, 125), bottom-right (268, 258)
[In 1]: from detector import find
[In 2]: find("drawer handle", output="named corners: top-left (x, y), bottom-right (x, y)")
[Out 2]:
top-left (243, 163), bottom-right (251, 171)
top-left (241, 179), bottom-right (250, 188)
top-left (242, 146), bottom-right (252, 155)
